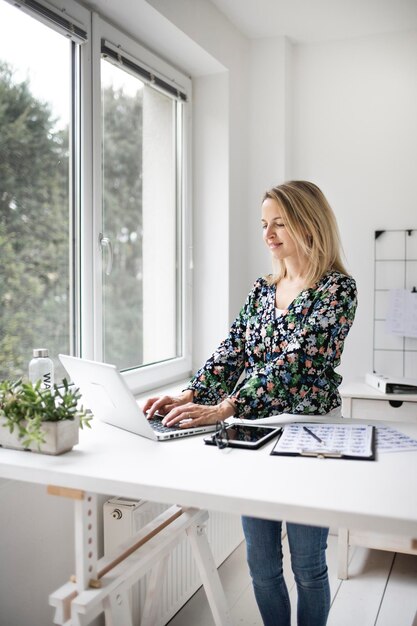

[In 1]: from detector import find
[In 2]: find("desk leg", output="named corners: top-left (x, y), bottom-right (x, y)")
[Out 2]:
top-left (51, 503), bottom-right (232, 626)
top-left (74, 493), bottom-right (98, 591)
top-left (47, 486), bottom-right (98, 592)
top-left (337, 528), bottom-right (349, 580)
top-left (187, 523), bottom-right (233, 626)
top-left (48, 487), bottom-right (99, 625)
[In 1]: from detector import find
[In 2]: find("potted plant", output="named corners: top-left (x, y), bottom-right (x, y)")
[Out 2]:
top-left (0, 378), bottom-right (91, 455)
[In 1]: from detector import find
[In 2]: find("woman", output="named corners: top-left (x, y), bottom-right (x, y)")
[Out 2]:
top-left (145, 180), bottom-right (357, 626)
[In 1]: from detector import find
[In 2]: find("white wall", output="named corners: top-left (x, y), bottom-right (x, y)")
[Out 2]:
top-left (291, 31), bottom-right (417, 383)
top-left (247, 30), bottom-right (417, 384)
top-left (147, 0), bottom-right (251, 364)
top-left (192, 73), bottom-right (230, 369)
top-left (0, 481), bottom-right (74, 626)
top-left (247, 36), bottom-right (293, 280)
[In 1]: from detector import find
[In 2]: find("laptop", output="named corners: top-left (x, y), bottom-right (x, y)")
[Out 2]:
top-left (59, 354), bottom-right (217, 441)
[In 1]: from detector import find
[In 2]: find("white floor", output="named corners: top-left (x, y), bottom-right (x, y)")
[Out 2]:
top-left (168, 534), bottom-right (417, 626)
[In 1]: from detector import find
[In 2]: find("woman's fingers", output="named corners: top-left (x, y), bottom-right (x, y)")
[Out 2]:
top-left (143, 397), bottom-right (159, 413)
top-left (162, 403), bottom-right (218, 428)
top-left (162, 403), bottom-right (192, 426)
top-left (146, 395), bottom-right (174, 418)
top-left (144, 392), bottom-right (194, 420)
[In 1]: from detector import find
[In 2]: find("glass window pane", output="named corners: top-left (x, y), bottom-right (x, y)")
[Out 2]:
top-left (101, 59), bottom-right (181, 371)
top-left (0, 2), bottom-right (72, 382)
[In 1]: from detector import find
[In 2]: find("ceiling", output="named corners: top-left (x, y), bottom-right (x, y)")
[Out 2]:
top-left (209, 0), bottom-right (417, 42)
top-left (82, 0), bottom-right (417, 77)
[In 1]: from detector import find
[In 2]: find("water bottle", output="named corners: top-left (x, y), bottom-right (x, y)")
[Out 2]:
top-left (29, 349), bottom-right (54, 389)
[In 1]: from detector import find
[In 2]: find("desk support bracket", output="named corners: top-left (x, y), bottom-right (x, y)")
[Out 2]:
top-left (48, 490), bottom-right (232, 626)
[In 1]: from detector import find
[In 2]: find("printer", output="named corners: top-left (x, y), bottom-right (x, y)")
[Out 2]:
top-left (365, 372), bottom-right (417, 394)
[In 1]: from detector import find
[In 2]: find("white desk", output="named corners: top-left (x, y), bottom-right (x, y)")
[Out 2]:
top-left (0, 417), bottom-right (416, 537)
top-left (1, 417), bottom-right (417, 623)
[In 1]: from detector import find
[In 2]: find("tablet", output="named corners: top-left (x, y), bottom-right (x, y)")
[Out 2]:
top-left (204, 424), bottom-right (282, 449)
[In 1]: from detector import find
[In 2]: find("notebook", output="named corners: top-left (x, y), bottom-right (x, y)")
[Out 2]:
top-left (59, 355), bottom-right (216, 441)
top-left (270, 422), bottom-right (376, 460)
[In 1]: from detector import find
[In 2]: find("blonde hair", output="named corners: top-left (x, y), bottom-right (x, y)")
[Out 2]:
top-left (263, 180), bottom-right (349, 287)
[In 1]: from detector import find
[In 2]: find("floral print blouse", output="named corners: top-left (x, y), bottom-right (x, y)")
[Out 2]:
top-left (186, 270), bottom-right (357, 419)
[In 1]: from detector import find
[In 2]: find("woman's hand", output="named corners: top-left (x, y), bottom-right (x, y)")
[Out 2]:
top-left (161, 399), bottom-right (235, 428)
top-left (143, 390), bottom-right (194, 419)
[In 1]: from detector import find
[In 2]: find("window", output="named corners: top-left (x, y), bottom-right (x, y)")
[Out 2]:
top-left (0, 0), bottom-right (82, 382)
top-left (0, 1), bottom-right (192, 392)
top-left (93, 17), bottom-right (192, 393)
top-left (100, 51), bottom-right (182, 370)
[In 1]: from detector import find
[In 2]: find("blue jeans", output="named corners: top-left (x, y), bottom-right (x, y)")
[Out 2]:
top-left (242, 516), bottom-right (330, 626)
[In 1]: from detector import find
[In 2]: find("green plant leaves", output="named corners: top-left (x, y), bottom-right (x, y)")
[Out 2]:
top-left (0, 377), bottom-right (91, 449)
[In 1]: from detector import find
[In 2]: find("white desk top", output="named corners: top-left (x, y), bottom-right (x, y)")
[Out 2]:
top-left (0, 418), bottom-right (416, 537)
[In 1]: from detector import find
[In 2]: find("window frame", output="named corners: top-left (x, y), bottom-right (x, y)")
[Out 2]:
top-left (90, 14), bottom-right (193, 394)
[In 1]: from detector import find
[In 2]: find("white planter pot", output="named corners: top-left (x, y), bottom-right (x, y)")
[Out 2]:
top-left (0, 416), bottom-right (79, 455)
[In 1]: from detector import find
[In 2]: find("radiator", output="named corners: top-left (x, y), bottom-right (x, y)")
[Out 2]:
top-left (103, 497), bottom-right (244, 625)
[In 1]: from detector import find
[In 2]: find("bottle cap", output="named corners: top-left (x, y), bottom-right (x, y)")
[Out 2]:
top-left (33, 348), bottom-right (49, 358)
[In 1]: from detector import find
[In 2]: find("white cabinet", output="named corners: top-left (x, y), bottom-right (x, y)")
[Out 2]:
top-left (342, 383), bottom-right (417, 422)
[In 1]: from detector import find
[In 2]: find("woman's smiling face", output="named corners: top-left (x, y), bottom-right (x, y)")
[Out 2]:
top-left (261, 197), bottom-right (301, 262)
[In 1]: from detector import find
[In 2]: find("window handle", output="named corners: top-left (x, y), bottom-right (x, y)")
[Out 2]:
top-left (99, 233), bottom-right (113, 276)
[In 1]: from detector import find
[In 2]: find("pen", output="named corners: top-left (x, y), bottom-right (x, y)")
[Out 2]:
top-left (303, 426), bottom-right (323, 443)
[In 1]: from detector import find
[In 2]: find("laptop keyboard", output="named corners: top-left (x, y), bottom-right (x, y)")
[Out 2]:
top-left (149, 417), bottom-right (182, 433)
